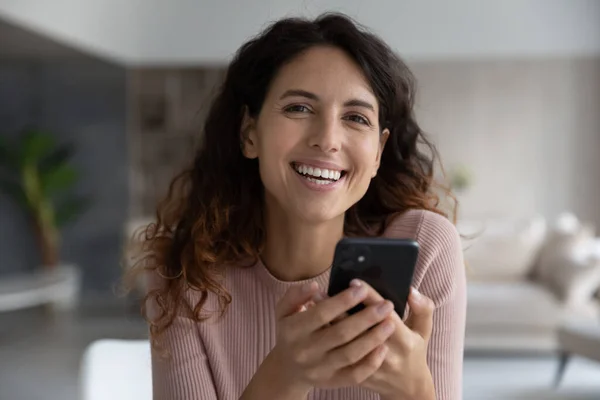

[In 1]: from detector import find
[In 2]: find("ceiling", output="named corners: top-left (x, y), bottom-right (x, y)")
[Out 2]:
top-left (0, 17), bottom-right (90, 60)
top-left (0, 0), bottom-right (599, 65)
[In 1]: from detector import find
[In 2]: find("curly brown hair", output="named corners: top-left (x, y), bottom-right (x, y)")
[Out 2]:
top-left (126, 13), bottom-right (455, 349)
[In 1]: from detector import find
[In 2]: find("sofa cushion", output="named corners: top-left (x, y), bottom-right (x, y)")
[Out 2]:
top-left (535, 218), bottom-right (595, 282)
top-left (467, 281), bottom-right (560, 330)
top-left (543, 243), bottom-right (600, 306)
top-left (532, 213), bottom-right (600, 306)
top-left (459, 216), bottom-right (547, 282)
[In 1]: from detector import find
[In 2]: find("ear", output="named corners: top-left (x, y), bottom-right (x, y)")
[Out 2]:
top-left (240, 107), bottom-right (258, 159)
top-left (372, 128), bottom-right (390, 178)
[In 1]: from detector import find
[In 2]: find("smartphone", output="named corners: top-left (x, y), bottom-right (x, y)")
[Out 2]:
top-left (327, 237), bottom-right (419, 316)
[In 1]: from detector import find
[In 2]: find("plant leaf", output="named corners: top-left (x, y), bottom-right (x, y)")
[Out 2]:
top-left (20, 130), bottom-right (55, 166)
top-left (40, 164), bottom-right (78, 195)
top-left (39, 144), bottom-right (74, 171)
top-left (55, 196), bottom-right (90, 227)
top-left (0, 177), bottom-right (28, 208)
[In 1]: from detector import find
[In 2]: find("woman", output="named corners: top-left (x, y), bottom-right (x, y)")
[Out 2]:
top-left (133, 12), bottom-right (466, 400)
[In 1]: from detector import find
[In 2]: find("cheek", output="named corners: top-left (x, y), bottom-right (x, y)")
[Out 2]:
top-left (257, 136), bottom-right (293, 169)
top-left (254, 129), bottom-right (298, 186)
top-left (256, 119), bottom-right (303, 163)
top-left (350, 136), bottom-right (382, 173)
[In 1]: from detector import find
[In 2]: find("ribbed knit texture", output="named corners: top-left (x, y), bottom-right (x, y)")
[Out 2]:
top-left (151, 209), bottom-right (466, 400)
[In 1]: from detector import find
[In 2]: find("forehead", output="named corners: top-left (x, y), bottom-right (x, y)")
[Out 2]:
top-left (266, 46), bottom-right (377, 106)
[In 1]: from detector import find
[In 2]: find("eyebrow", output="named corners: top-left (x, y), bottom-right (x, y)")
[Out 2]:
top-left (279, 89), bottom-right (375, 112)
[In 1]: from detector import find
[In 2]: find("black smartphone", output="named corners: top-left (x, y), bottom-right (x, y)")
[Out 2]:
top-left (327, 237), bottom-right (419, 316)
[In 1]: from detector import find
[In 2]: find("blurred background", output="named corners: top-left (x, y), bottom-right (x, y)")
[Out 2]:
top-left (1, 1), bottom-right (599, 399)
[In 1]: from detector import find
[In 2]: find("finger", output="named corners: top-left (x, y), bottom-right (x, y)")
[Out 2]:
top-left (316, 300), bottom-right (395, 352)
top-left (314, 318), bottom-right (393, 378)
top-left (312, 292), bottom-right (347, 324)
top-left (327, 318), bottom-right (394, 370)
top-left (349, 279), bottom-right (385, 306)
top-left (332, 344), bottom-right (389, 386)
top-left (276, 282), bottom-right (320, 319)
top-left (405, 287), bottom-right (435, 342)
top-left (297, 283), bottom-right (369, 332)
top-left (311, 291), bottom-right (326, 304)
top-left (349, 279), bottom-right (402, 322)
top-left (299, 297), bottom-right (319, 313)
top-left (351, 280), bottom-right (409, 336)
top-left (331, 312), bottom-right (347, 324)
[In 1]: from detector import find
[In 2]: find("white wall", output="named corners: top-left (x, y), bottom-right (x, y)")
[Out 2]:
top-left (412, 57), bottom-right (600, 227)
top-left (0, 0), bottom-right (599, 64)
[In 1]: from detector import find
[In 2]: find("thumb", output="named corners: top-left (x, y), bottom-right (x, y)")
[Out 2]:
top-left (405, 287), bottom-right (435, 342)
top-left (275, 282), bottom-right (320, 319)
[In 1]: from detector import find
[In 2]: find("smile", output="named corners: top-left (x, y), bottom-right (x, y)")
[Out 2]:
top-left (291, 162), bottom-right (346, 186)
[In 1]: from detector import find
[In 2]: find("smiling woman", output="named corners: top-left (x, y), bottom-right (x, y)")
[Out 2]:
top-left (127, 12), bottom-right (466, 400)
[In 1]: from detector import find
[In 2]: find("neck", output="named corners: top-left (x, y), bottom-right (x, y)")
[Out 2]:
top-left (261, 198), bottom-right (344, 282)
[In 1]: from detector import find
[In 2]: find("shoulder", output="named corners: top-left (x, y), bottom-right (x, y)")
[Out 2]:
top-left (384, 209), bottom-right (464, 305)
top-left (384, 209), bottom-right (460, 247)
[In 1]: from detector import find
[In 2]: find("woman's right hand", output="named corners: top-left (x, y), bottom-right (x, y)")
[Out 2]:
top-left (267, 281), bottom-right (396, 392)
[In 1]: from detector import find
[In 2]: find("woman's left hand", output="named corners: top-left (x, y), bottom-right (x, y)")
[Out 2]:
top-left (313, 280), bottom-right (436, 400)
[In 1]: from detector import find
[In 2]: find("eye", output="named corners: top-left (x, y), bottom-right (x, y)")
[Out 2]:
top-left (344, 114), bottom-right (371, 126)
top-left (284, 104), bottom-right (312, 113)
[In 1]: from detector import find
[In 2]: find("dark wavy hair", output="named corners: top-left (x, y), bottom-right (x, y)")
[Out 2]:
top-left (127, 13), bottom-right (455, 349)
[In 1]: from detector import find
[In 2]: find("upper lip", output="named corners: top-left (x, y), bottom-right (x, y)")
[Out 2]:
top-left (292, 159), bottom-right (346, 171)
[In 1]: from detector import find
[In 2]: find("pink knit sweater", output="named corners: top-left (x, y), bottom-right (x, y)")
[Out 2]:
top-left (150, 209), bottom-right (467, 400)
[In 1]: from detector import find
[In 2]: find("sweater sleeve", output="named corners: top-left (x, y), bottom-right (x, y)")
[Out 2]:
top-left (151, 315), bottom-right (218, 400)
top-left (147, 274), bottom-right (218, 400)
top-left (414, 212), bottom-right (467, 400)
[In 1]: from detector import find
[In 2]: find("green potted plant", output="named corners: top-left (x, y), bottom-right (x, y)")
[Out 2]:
top-left (449, 164), bottom-right (474, 194)
top-left (0, 129), bottom-right (89, 309)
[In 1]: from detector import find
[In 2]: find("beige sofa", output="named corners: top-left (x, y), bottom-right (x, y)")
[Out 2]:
top-left (462, 213), bottom-right (600, 353)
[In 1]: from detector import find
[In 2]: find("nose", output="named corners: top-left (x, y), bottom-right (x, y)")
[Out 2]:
top-left (307, 114), bottom-right (341, 153)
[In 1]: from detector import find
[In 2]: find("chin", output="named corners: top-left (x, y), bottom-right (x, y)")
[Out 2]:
top-left (292, 203), bottom-right (346, 225)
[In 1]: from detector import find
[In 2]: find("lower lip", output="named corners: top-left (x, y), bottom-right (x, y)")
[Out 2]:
top-left (292, 167), bottom-right (345, 192)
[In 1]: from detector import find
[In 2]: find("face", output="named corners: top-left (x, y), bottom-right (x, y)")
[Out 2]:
top-left (242, 46), bottom-right (389, 223)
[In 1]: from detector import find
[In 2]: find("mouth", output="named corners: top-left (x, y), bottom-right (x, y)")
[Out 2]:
top-left (291, 162), bottom-right (347, 185)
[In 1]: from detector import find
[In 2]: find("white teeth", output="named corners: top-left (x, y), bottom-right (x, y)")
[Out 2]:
top-left (293, 163), bottom-right (343, 181)
top-left (306, 177), bottom-right (333, 185)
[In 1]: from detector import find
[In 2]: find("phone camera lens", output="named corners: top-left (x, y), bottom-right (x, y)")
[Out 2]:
top-left (357, 255), bottom-right (365, 263)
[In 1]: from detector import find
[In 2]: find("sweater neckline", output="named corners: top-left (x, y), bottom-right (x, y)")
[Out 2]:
top-left (254, 258), bottom-right (332, 295)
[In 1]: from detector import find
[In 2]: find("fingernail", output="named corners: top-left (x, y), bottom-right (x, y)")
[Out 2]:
top-left (411, 287), bottom-right (423, 302)
top-left (377, 301), bottom-right (394, 316)
top-left (350, 279), bottom-right (363, 288)
top-left (379, 344), bottom-right (389, 357)
top-left (381, 321), bottom-right (395, 335)
top-left (352, 285), bottom-right (368, 298)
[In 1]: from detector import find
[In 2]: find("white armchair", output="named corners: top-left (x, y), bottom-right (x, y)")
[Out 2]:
top-left (80, 340), bottom-right (152, 400)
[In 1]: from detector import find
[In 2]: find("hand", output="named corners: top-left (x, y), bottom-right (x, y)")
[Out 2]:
top-left (261, 281), bottom-right (397, 394)
top-left (358, 282), bottom-right (436, 400)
